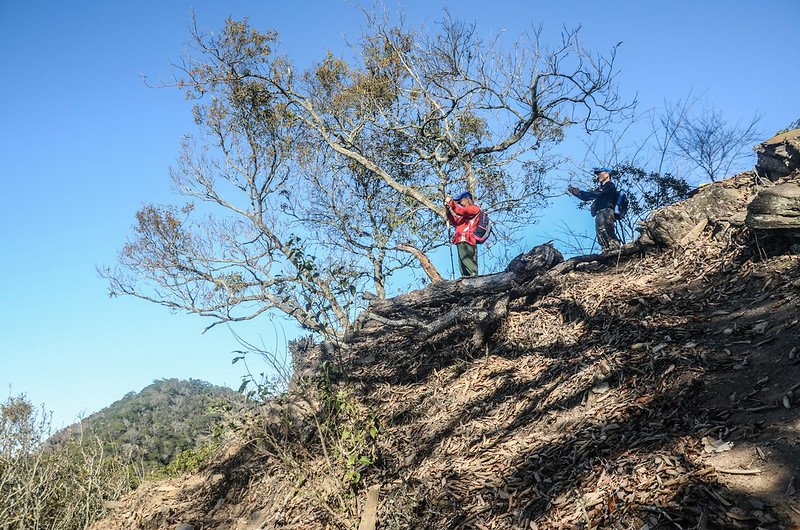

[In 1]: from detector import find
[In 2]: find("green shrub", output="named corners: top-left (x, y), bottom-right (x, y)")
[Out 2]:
top-left (151, 440), bottom-right (222, 479)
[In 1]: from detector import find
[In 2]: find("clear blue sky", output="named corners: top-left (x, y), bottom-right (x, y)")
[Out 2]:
top-left (1, 0), bottom-right (798, 429)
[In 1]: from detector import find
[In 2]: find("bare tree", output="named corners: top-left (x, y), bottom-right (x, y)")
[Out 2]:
top-left (103, 13), bottom-right (631, 340)
top-left (673, 105), bottom-right (761, 181)
top-left (562, 93), bottom-right (763, 252)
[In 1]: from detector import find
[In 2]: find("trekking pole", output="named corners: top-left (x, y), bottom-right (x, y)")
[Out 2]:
top-left (615, 216), bottom-right (626, 245)
top-left (447, 219), bottom-right (455, 280)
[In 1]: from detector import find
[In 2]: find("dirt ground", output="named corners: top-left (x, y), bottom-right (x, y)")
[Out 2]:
top-left (341, 230), bottom-right (800, 529)
top-left (92, 177), bottom-right (800, 529)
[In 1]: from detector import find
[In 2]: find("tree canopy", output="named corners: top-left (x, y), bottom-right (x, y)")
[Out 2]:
top-left (103, 13), bottom-right (631, 340)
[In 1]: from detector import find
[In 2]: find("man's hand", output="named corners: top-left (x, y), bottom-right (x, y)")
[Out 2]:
top-left (445, 195), bottom-right (453, 204)
top-left (567, 185), bottom-right (580, 196)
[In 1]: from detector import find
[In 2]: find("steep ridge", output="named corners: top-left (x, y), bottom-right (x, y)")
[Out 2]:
top-left (91, 169), bottom-right (800, 530)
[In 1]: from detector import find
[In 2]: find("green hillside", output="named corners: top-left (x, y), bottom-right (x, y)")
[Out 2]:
top-left (54, 378), bottom-right (242, 471)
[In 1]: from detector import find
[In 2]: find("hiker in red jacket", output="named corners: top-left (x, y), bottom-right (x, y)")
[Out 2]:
top-left (446, 191), bottom-right (481, 277)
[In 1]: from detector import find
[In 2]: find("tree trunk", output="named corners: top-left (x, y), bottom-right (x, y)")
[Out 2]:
top-left (349, 243), bottom-right (563, 346)
top-left (367, 243), bottom-right (562, 318)
top-left (396, 244), bottom-right (443, 283)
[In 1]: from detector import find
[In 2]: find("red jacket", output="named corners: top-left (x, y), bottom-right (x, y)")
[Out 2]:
top-left (446, 199), bottom-right (481, 246)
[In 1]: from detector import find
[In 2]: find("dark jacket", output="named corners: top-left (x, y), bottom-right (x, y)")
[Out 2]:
top-left (574, 181), bottom-right (617, 216)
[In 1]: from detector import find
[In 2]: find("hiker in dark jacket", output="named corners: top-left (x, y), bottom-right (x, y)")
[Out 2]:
top-left (446, 191), bottom-right (481, 277)
top-left (568, 167), bottom-right (621, 252)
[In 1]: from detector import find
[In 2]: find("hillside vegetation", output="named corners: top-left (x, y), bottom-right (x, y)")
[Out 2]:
top-left (55, 378), bottom-right (241, 471)
top-left (90, 144), bottom-right (800, 529)
top-left (0, 379), bottom-right (241, 530)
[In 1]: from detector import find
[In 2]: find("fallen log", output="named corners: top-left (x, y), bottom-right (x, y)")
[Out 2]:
top-left (346, 244), bottom-right (562, 347)
top-left (348, 241), bottom-right (658, 346)
top-left (420, 294), bottom-right (510, 341)
top-left (553, 242), bottom-right (648, 273)
top-left (365, 243), bottom-right (563, 318)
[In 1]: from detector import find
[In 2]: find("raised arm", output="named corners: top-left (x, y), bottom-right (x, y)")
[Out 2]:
top-left (449, 199), bottom-right (480, 218)
top-left (572, 188), bottom-right (599, 202)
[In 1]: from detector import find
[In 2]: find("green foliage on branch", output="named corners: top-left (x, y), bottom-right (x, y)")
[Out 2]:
top-left (315, 362), bottom-right (380, 488)
top-left (608, 164), bottom-right (693, 242)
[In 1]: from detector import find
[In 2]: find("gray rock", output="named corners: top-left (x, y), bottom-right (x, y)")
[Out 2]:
top-left (755, 129), bottom-right (800, 182)
top-left (639, 184), bottom-right (743, 247)
top-left (745, 183), bottom-right (800, 232)
top-left (175, 524), bottom-right (196, 530)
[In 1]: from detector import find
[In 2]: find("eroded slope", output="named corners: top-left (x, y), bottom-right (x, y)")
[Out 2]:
top-left (92, 172), bottom-right (800, 530)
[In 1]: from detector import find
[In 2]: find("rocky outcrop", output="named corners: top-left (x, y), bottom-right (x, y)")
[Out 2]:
top-left (748, 130), bottom-right (800, 238)
top-left (637, 178), bottom-right (748, 247)
top-left (745, 182), bottom-right (800, 234)
top-left (635, 131), bottom-right (800, 248)
top-left (755, 129), bottom-right (800, 182)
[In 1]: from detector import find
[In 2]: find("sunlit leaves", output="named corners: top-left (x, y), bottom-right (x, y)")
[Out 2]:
top-left (107, 13), bottom-right (628, 341)
top-left (124, 204), bottom-right (196, 271)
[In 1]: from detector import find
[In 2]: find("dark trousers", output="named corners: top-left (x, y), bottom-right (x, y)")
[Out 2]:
top-left (456, 242), bottom-right (478, 277)
top-left (595, 208), bottom-right (620, 251)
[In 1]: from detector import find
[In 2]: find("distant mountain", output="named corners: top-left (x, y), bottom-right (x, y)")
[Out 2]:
top-left (53, 378), bottom-right (242, 470)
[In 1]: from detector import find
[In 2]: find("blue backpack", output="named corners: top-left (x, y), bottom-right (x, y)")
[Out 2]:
top-left (615, 189), bottom-right (629, 220)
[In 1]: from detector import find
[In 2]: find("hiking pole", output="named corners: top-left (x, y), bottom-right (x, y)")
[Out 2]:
top-left (612, 212), bottom-right (625, 246)
top-left (447, 219), bottom-right (455, 279)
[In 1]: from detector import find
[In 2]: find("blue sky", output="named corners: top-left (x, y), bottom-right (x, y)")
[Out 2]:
top-left (1, 0), bottom-right (798, 429)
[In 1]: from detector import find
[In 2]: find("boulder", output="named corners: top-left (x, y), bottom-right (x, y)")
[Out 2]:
top-left (638, 183), bottom-right (743, 247)
top-left (755, 129), bottom-right (800, 182)
top-left (745, 182), bottom-right (800, 233)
